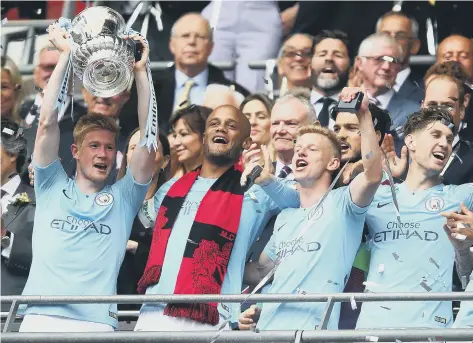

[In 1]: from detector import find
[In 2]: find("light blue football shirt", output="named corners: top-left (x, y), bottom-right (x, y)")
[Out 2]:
top-left (140, 176), bottom-right (299, 323)
top-left (257, 186), bottom-right (367, 330)
top-left (357, 182), bottom-right (473, 329)
top-left (453, 271), bottom-right (473, 328)
top-left (21, 159), bottom-right (149, 328)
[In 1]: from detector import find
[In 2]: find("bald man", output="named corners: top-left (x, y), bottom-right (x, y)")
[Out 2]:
top-left (134, 105), bottom-right (299, 332)
top-left (437, 35), bottom-right (473, 82)
top-left (122, 13), bottom-right (249, 133)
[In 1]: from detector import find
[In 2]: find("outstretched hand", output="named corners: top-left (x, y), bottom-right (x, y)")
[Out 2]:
top-left (381, 134), bottom-right (408, 179)
top-left (47, 24), bottom-right (71, 53)
top-left (338, 86), bottom-right (370, 115)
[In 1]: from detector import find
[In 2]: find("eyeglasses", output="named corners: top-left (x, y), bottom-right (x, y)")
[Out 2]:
top-left (362, 55), bottom-right (400, 66)
top-left (282, 50), bottom-right (313, 59)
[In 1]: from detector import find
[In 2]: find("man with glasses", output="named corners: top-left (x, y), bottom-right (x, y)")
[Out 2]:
top-left (309, 30), bottom-right (351, 129)
top-left (356, 33), bottom-right (420, 153)
top-left (126, 13), bottom-right (248, 132)
top-left (276, 33), bottom-right (314, 95)
top-left (376, 11), bottom-right (424, 104)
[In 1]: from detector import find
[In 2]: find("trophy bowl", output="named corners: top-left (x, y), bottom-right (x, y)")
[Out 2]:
top-left (70, 6), bottom-right (135, 98)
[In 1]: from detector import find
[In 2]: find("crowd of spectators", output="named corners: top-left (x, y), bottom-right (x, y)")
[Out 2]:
top-left (1, 1), bottom-right (473, 335)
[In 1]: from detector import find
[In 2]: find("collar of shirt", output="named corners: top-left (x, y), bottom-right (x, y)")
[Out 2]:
top-left (375, 88), bottom-right (395, 110)
top-left (1, 175), bottom-right (21, 198)
top-left (175, 67), bottom-right (209, 89)
top-left (393, 67), bottom-right (411, 93)
top-left (310, 89), bottom-right (339, 105)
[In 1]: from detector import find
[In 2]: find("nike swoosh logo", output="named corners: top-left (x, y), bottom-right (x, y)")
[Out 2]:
top-left (62, 189), bottom-right (71, 200)
top-left (377, 202), bottom-right (392, 208)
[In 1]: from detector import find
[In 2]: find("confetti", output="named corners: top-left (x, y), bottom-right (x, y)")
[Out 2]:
top-left (373, 118), bottom-right (378, 127)
top-left (249, 192), bottom-right (259, 203)
top-left (392, 252), bottom-right (402, 262)
top-left (429, 257), bottom-right (440, 269)
top-left (363, 281), bottom-right (378, 288)
top-left (327, 280), bottom-right (339, 286)
top-left (242, 286), bottom-right (249, 294)
top-left (255, 209), bottom-right (262, 214)
top-left (380, 306), bottom-right (391, 310)
top-left (420, 281), bottom-right (432, 291)
top-left (365, 151), bottom-right (374, 160)
top-left (350, 296), bottom-right (357, 310)
top-left (357, 130), bottom-right (361, 136)
top-left (452, 233), bottom-right (467, 241)
top-left (1, 18), bottom-right (7, 25)
top-left (187, 239), bottom-right (198, 245)
top-left (378, 264), bottom-right (385, 273)
top-left (366, 336), bottom-right (379, 342)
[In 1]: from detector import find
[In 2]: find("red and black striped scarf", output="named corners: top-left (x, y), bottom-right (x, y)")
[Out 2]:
top-left (137, 164), bottom-right (244, 325)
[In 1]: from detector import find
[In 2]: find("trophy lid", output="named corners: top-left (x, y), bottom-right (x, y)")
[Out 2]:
top-left (70, 6), bottom-right (126, 45)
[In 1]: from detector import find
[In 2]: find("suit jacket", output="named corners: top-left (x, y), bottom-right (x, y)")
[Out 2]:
top-left (396, 72), bottom-right (424, 105)
top-left (387, 93), bottom-right (421, 155)
top-left (122, 64), bottom-right (250, 134)
top-left (1, 182), bottom-right (35, 311)
top-left (443, 128), bottom-right (473, 185)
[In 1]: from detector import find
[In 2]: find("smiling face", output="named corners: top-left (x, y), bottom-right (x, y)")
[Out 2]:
top-left (172, 117), bottom-right (203, 166)
top-left (34, 48), bottom-right (60, 90)
top-left (1, 70), bottom-right (18, 118)
top-left (73, 129), bottom-right (117, 184)
top-left (407, 121), bottom-right (454, 176)
top-left (292, 132), bottom-right (340, 186)
top-left (270, 99), bottom-right (309, 158)
top-left (278, 34), bottom-right (313, 87)
top-left (242, 99), bottom-right (271, 146)
top-left (333, 112), bottom-right (362, 163)
top-left (203, 105), bottom-right (251, 166)
top-left (310, 38), bottom-right (350, 93)
top-left (437, 35), bottom-right (473, 81)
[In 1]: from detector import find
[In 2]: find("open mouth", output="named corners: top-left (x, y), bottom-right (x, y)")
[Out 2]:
top-left (212, 136), bottom-right (228, 144)
top-left (295, 159), bottom-right (308, 170)
top-left (432, 151), bottom-right (446, 162)
top-left (322, 67), bottom-right (336, 74)
top-left (340, 142), bottom-right (350, 152)
top-left (93, 163), bottom-right (107, 172)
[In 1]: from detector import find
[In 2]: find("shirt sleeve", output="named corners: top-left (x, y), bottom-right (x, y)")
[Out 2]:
top-left (33, 159), bottom-right (68, 198)
top-left (342, 186), bottom-right (370, 216)
top-left (113, 167), bottom-right (150, 215)
top-left (153, 179), bottom-right (175, 214)
top-left (263, 231), bottom-right (278, 262)
top-left (259, 178), bottom-right (300, 210)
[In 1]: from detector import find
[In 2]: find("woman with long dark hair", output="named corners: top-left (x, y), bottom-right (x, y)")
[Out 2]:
top-left (116, 129), bottom-right (171, 307)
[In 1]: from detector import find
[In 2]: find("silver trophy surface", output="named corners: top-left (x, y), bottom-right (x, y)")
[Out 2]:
top-left (70, 6), bottom-right (135, 98)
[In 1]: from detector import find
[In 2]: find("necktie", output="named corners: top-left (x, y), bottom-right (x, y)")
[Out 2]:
top-left (278, 165), bottom-right (292, 179)
top-left (318, 97), bottom-right (334, 127)
top-left (175, 79), bottom-right (196, 110)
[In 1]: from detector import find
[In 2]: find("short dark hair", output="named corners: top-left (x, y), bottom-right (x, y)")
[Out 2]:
top-left (313, 30), bottom-right (350, 58)
top-left (169, 105), bottom-right (213, 137)
top-left (1, 118), bottom-right (27, 173)
top-left (403, 107), bottom-right (454, 137)
top-left (239, 93), bottom-right (274, 114)
top-left (424, 61), bottom-right (470, 104)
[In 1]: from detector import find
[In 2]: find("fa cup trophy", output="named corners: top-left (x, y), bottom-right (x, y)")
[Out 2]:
top-left (69, 6), bottom-right (136, 97)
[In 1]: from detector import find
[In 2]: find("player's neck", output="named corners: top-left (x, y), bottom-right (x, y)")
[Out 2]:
top-left (299, 177), bottom-right (331, 208)
top-left (404, 165), bottom-right (441, 193)
top-left (200, 160), bottom-right (234, 179)
top-left (75, 175), bottom-right (106, 195)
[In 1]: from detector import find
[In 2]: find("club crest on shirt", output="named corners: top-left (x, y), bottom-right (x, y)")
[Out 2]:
top-left (425, 196), bottom-right (445, 212)
top-left (95, 192), bottom-right (114, 206)
top-left (308, 206), bottom-right (323, 221)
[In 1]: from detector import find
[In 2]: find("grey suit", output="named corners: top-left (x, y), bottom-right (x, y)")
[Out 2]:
top-left (1, 182), bottom-right (35, 312)
top-left (387, 92), bottom-right (421, 155)
top-left (396, 74), bottom-right (424, 105)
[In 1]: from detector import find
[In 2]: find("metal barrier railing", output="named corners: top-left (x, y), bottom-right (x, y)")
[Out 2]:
top-left (1, 292), bottom-right (473, 341)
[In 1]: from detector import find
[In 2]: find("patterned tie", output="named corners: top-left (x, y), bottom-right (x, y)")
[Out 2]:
top-left (278, 165), bottom-right (292, 179)
top-left (318, 97), bottom-right (334, 127)
top-left (175, 79), bottom-right (196, 110)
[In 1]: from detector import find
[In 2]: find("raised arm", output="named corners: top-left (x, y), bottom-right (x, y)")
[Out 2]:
top-left (342, 88), bottom-right (383, 207)
top-left (128, 35), bottom-right (156, 184)
top-left (33, 25), bottom-right (71, 167)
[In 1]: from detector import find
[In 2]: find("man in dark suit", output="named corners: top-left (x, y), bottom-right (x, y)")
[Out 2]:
top-left (356, 33), bottom-right (420, 153)
top-left (1, 119), bottom-right (35, 312)
top-left (123, 12), bottom-right (248, 133)
top-left (376, 11), bottom-right (424, 104)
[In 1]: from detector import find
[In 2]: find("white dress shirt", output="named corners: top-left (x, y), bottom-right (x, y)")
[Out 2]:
top-left (1, 175), bottom-right (21, 259)
top-left (310, 90), bottom-right (339, 129)
top-left (274, 159), bottom-right (294, 181)
top-left (375, 89), bottom-right (395, 110)
top-left (173, 68), bottom-right (210, 110)
top-left (393, 67), bottom-right (411, 93)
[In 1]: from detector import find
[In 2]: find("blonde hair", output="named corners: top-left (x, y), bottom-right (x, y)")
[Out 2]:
top-left (1, 56), bottom-right (24, 124)
top-left (73, 113), bottom-right (119, 149)
top-left (297, 124), bottom-right (341, 159)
